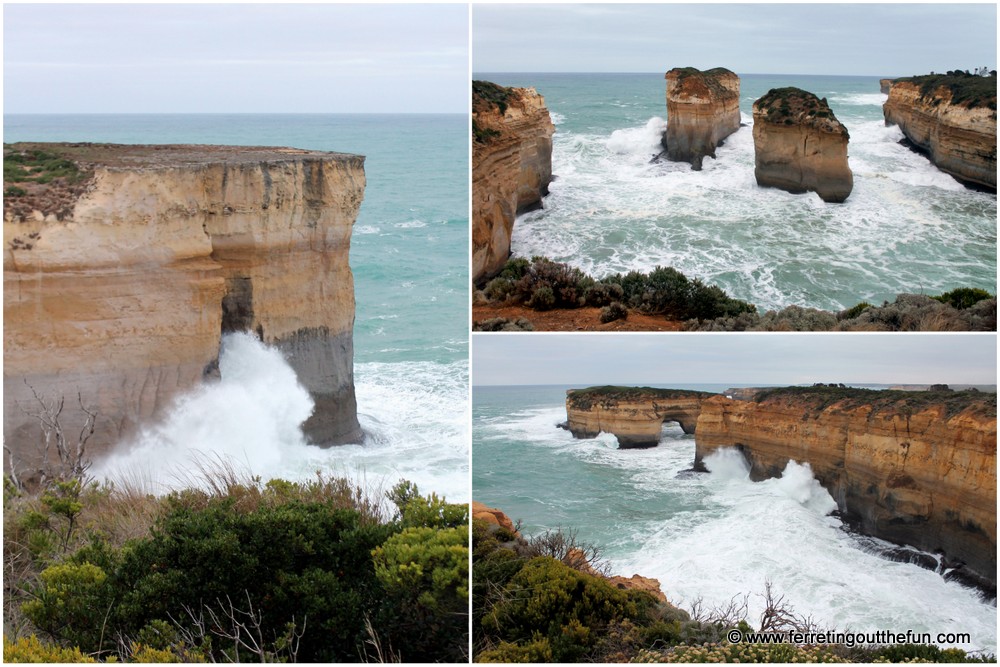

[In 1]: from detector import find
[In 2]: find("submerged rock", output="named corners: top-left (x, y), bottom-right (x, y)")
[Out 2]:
top-left (752, 87), bottom-right (854, 203)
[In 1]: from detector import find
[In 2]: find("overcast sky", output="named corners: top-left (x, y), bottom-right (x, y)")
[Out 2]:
top-left (474, 4), bottom-right (997, 76)
top-left (4, 4), bottom-right (468, 114)
top-left (472, 334), bottom-right (997, 387)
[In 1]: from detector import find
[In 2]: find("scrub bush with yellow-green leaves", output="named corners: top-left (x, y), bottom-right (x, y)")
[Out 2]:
top-left (4, 473), bottom-right (468, 663)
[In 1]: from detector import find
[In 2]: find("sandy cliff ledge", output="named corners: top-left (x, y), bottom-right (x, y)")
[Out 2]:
top-left (4, 143), bottom-right (366, 478)
top-left (472, 81), bottom-right (554, 283)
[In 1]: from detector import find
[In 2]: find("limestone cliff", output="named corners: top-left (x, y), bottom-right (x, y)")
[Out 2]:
top-left (695, 387), bottom-right (997, 587)
top-left (565, 386), bottom-right (714, 448)
top-left (472, 81), bottom-right (555, 283)
top-left (752, 88), bottom-right (854, 203)
top-left (663, 67), bottom-right (742, 170)
top-left (880, 78), bottom-right (895, 95)
top-left (4, 143), bottom-right (366, 479)
top-left (883, 75), bottom-right (997, 191)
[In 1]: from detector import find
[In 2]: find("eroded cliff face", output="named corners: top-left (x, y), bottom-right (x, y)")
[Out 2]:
top-left (695, 389), bottom-right (997, 585)
top-left (752, 88), bottom-right (854, 203)
top-left (472, 81), bottom-right (555, 283)
top-left (663, 67), bottom-right (742, 170)
top-left (883, 78), bottom-right (997, 191)
top-left (4, 143), bottom-right (366, 479)
top-left (565, 387), bottom-right (713, 448)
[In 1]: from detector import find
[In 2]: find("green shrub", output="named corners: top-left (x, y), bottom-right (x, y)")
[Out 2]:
top-left (480, 556), bottom-right (657, 662)
top-left (478, 637), bottom-right (555, 662)
top-left (3, 635), bottom-right (97, 663)
top-left (933, 287), bottom-right (994, 310)
top-left (527, 285), bottom-right (556, 310)
top-left (600, 301), bottom-right (628, 323)
top-left (23, 562), bottom-right (111, 651)
top-left (373, 525), bottom-right (469, 661)
top-left (840, 301), bottom-right (873, 320)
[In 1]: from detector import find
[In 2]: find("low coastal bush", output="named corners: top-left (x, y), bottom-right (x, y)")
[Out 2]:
top-left (473, 515), bottom-right (995, 663)
top-left (5, 473), bottom-right (469, 663)
top-left (600, 301), bottom-right (628, 323)
top-left (933, 287), bottom-right (994, 310)
top-left (480, 256), bottom-right (756, 322)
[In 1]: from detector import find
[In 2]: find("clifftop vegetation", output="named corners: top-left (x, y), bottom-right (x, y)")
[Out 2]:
top-left (568, 386), bottom-right (716, 411)
top-left (894, 71), bottom-right (997, 111)
top-left (752, 385), bottom-right (997, 420)
top-left (4, 470), bottom-right (469, 663)
top-left (754, 87), bottom-right (848, 137)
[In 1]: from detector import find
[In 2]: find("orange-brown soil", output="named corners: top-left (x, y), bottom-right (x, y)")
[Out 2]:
top-left (472, 303), bottom-right (684, 332)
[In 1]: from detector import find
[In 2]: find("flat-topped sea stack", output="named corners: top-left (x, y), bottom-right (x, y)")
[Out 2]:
top-left (883, 73), bottom-right (997, 191)
top-left (696, 386), bottom-right (997, 590)
top-left (663, 67), bottom-right (741, 170)
top-left (472, 80), bottom-right (555, 283)
top-left (752, 87), bottom-right (854, 203)
top-left (564, 386), bottom-right (715, 448)
top-left (4, 142), bottom-right (366, 480)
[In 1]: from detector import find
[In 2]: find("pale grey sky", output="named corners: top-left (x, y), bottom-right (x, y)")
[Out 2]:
top-left (472, 334), bottom-right (997, 386)
top-left (473, 4), bottom-right (997, 76)
top-left (4, 4), bottom-right (468, 113)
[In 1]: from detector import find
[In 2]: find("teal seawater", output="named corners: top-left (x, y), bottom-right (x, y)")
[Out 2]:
top-left (4, 114), bottom-right (469, 500)
top-left (473, 384), bottom-right (997, 653)
top-left (475, 73), bottom-right (997, 312)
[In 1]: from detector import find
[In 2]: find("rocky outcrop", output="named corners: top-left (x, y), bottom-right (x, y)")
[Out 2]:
top-left (565, 386), bottom-right (714, 448)
top-left (472, 81), bottom-right (554, 283)
top-left (472, 501), bottom-right (519, 536)
top-left (880, 78), bottom-right (895, 95)
top-left (4, 143), bottom-right (366, 480)
top-left (695, 387), bottom-right (997, 587)
top-left (883, 75), bottom-right (997, 191)
top-left (752, 88), bottom-right (854, 203)
top-left (663, 67), bottom-right (741, 170)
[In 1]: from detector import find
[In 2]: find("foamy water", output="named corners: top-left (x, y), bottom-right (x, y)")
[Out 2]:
top-left (473, 390), bottom-right (997, 655)
top-left (95, 333), bottom-right (469, 502)
top-left (490, 73), bottom-right (996, 312)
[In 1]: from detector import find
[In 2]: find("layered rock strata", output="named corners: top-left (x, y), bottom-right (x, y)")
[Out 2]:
top-left (565, 386), bottom-right (714, 448)
top-left (472, 81), bottom-right (555, 283)
top-left (883, 75), bottom-right (997, 191)
top-left (663, 67), bottom-right (742, 170)
top-left (752, 88), bottom-right (854, 203)
top-left (695, 387), bottom-right (997, 587)
top-left (4, 143), bottom-right (366, 479)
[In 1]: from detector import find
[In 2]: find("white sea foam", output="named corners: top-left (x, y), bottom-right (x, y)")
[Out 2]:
top-left (394, 219), bottom-right (427, 229)
top-left (354, 225), bottom-right (380, 235)
top-left (512, 110), bottom-right (996, 311)
top-left (832, 92), bottom-right (888, 106)
top-left (94, 333), bottom-right (468, 502)
top-left (476, 404), bottom-right (997, 654)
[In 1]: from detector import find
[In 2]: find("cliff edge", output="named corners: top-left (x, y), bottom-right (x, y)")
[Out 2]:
top-left (472, 81), bottom-right (554, 283)
top-left (752, 87), bottom-right (854, 203)
top-left (883, 73), bottom-right (997, 191)
top-left (696, 387), bottom-right (997, 589)
top-left (4, 143), bottom-right (366, 481)
top-left (663, 67), bottom-right (742, 170)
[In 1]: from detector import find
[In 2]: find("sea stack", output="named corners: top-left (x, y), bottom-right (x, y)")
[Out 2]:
top-left (4, 143), bottom-right (366, 481)
top-left (472, 81), bottom-right (555, 284)
top-left (883, 73), bottom-right (997, 191)
top-left (663, 67), bottom-right (741, 170)
top-left (752, 87), bottom-right (854, 203)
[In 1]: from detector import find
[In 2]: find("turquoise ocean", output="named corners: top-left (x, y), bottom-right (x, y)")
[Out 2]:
top-left (4, 114), bottom-right (469, 502)
top-left (473, 384), bottom-right (997, 654)
top-left (475, 73), bottom-right (997, 312)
